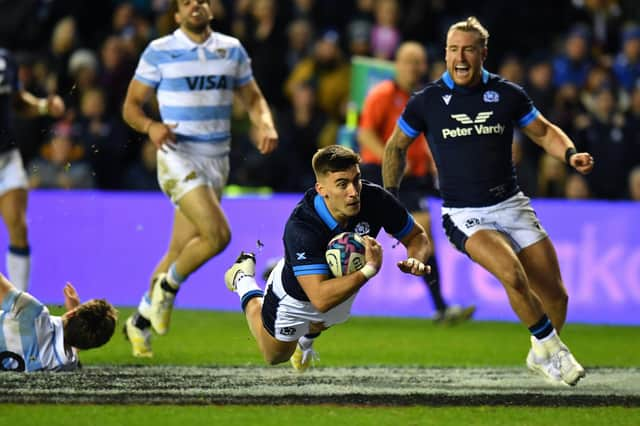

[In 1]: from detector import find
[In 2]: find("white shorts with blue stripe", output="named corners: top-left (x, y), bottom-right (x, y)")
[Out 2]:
top-left (441, 191), bottom-right (548, 255)
top-left (262, 258), bottom-right (356, 342)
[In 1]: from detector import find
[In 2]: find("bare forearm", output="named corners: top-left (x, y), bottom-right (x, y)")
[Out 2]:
top-left (246, 94), bottom-right (275, 131)
top-left (122, 101), bottom-right (153, 134)
top-left (382, 140), bottom-right (407, 188)
top-left (308, 274), bottom-right (368, 313)
top-left (541, 123), bottom-right (574, 162)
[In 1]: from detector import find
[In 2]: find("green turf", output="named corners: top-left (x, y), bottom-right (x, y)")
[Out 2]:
top-left (73, 308), bottom-right (640, 368)
top-left (5, 308), bottom-right (637, 425)
top-left (1, 405), bottom-right (639, 426)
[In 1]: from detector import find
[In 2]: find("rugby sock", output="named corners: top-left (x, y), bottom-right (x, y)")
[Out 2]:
top-left (529, 314), bottom-right (555, 340)
top-left (236, 274), bottom-right (263, 311)
top-left (134, 291), bottom-right (152, 329)
top-left (7, 245), bottom-right (30, 292)
top-left (298, 333), bottom-right (320, 350)
top-left (165, 263), bottom-right (186, 290)
top-left (424, 256), bottom-right (447, 312)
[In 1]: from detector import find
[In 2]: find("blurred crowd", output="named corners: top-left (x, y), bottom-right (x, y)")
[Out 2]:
top-left (1, 0), bottom-right (639, 200)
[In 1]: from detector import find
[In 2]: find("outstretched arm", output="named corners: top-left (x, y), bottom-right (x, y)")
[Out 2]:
top-left (397, 223), bottom-right (432, 276)
top-left (522, 114), bottom-right (594, 174)
top-left (382, 125), bottom-right (415, 191)
top-left (236, 80), bottom-right (278, 154)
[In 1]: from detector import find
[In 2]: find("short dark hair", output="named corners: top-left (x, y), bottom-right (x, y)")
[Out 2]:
top-left (64, 299), bottom-right (117, 350)
top-left (312, 145), bottom-right (360, 178)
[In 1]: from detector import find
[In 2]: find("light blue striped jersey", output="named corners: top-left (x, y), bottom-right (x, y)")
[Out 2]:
top-left (134, 28), bottom-right (253, 157)
top-left (0, 289), bottom-right (78, 372)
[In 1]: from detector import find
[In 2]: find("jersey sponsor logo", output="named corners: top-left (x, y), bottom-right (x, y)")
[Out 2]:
top-left (451, 112), bottom-right (493, 124)
top-left (442, 111), bottom-right (504, 139)
top-left (442, 94), bottom-right (452, 105)
top-left (483, 90), bottom-right (499, 103)
top-left (185, 75), bottom-right (228, 90)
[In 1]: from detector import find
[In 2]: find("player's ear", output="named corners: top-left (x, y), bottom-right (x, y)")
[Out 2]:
top-left (315, 182), bottom-right (326, 197)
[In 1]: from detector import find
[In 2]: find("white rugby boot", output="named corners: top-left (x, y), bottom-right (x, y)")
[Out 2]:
top-left (149, 273), bottom-right (176, 335)
top-left (526, 336), bottom-right (564, 385)
top-left (224, 252), bottom-right (256, 292)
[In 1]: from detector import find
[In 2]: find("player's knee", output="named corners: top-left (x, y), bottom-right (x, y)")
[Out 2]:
top-left (500, 267), bottom-right (528, 293)
top-left (263, 352), bottom-right (287, 366)
top-left (201, 226), bottom-right (231, 256)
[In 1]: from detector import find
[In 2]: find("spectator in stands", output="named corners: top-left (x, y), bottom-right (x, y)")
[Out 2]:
top-left (28, 122), bottom-right (93, 190)
top-left (123, 139), bottom-right (159, 191)
top-left (575, 86), bottom-right (630, 199)
top-left (370, 0), bottom-right (401, 60)
top-left (99, 36), bottom-right (137, 118)
top-left (285, 29), bottom-right (350, 121)
top-left (613, 23), bottom-right (640, 91)
top-left (553, 25), bottom-right (593, 88)
top-left (285, 19), bottom-right (314, 72)
top-left (75, 87), bottom-right (130, 189)
top-left (537, 153), bottom-right (567, 198)
top-left (347, 18), bottom-right (372, 57)
top-left (565, 172), bottom-right (592, 199)
top-left (624, 84), bottom-right (640, 167)
top-left (274, 80), bottom-right (334, 192)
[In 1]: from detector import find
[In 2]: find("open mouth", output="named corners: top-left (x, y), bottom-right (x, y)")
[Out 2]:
top-left (454, 64), bottom-right (470, 78)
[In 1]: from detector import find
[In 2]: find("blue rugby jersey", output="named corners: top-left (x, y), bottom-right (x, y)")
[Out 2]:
top-left (0, 290), bottom-right (78, 372)
top-left (281, 181), bottom-right (415, 301)
top-left (0, 48), bottom-right (19, 154)
top-left (399, 69), bottom-right (539, 207)
top-left (134, 29), bottom-right (253, 156)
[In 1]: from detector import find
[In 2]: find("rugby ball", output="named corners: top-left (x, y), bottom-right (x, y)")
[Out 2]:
top-left (325, 232), bottom-right (366, 277)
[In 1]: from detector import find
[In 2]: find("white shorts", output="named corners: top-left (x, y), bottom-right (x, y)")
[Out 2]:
top-left (157, 148), bottom-right (229, 205)
top-left (261, 259), bottom-right (356, 342)
top-left (441, 191), bottom-right (548, 255)
top-left (0, 149), bottom-right (28, 196)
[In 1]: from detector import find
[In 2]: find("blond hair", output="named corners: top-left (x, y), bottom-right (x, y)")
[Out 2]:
top-left (447, 16), bottom-right (490, 48)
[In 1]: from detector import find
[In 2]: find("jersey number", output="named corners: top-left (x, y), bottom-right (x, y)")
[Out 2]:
top-left (0, 350), bottom-right (26, 372)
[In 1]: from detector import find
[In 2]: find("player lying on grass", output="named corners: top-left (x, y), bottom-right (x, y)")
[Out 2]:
top-left (224, 145), bottom-right (431, 372)
top-left (0, 273), bottom-right (117, 372)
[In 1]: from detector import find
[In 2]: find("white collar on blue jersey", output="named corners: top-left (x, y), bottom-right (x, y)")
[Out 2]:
top-left (442, 68), bottom-right (489, 90)
top-left (173, 28), bottom-right (216, 50)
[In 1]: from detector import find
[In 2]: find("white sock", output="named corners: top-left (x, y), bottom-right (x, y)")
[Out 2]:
top-left (138, 291), bottom-right (152, 319)
top-left (298, 335), bottom-right (316, 350)
top-left (7, 247), bottom-right (30, 292)
top-left (166, 263), bottom-right (186, 289)
top-left (236, 274), bottom-right (261, 299)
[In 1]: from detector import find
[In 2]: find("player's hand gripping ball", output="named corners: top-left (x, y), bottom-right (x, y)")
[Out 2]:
top-left (325, 232), bottom-right (366, 277)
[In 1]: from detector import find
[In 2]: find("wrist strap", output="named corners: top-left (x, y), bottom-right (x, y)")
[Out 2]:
top-left (564, 147), bottom-right (577, 165)
top-left (360, 263), bottom-right (378, 280)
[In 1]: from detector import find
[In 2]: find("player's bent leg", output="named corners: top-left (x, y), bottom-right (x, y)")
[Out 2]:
top-left (518, 238), bottom-right (568, 331)
top-left (0, 189), bottom-right (30, 291)
top-left (173, 185), bottom-right (231, 275)
top-left (149, 187), bottom-right (229, 335)
top-left (465, 230), bottom-right (544, 325)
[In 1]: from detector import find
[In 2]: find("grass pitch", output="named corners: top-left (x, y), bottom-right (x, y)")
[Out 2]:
top-left (1, 309), bottom-right (639, 425)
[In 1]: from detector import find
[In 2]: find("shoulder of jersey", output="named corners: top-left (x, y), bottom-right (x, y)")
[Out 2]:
top-left (213, 32), bottom-right (243, 48)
